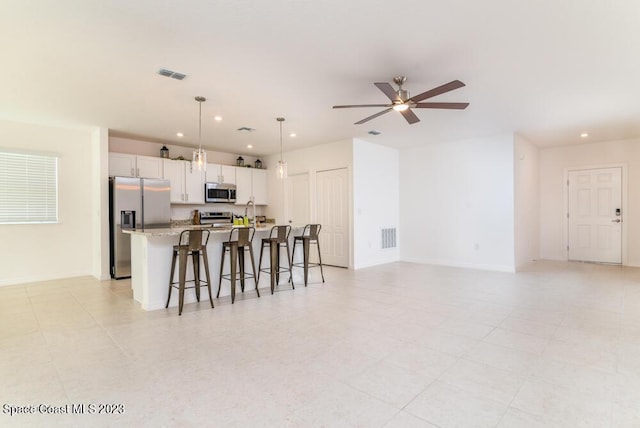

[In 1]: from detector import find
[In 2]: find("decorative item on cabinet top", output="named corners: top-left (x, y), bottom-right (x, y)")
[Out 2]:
top-left (254, 159), bottom-right (262, 169)
top-left (236, 156), bottom-right (244, 166)
top-left (160, 145), bottom-right (169, 158)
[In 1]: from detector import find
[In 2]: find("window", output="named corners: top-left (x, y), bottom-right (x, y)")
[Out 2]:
top-left (0, 150), bottom-right (58, 224)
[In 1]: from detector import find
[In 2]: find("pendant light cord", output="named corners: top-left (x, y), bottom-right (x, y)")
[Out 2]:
top-left (279, 120), bottom-right (283, 161)
top-left (198, 99), bottom-right (202, 152)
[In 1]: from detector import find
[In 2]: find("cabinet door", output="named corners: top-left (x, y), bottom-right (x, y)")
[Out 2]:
top-left (109, 153), bottom-right (136, 177)
top-left (252, 169), bottom-right (268, 205)
top-left (235, 167), bottom-right (252, 205)
top-left (136, 156), bottom-right (163, 179)
top-left (184, 162), bottom-right (204, 204)
top-left (205, 164), bottom-right (221, 183)
top-left (220, 165), bottom-right (236, 184)
top-left (163, 159), bottom-right (185, 203)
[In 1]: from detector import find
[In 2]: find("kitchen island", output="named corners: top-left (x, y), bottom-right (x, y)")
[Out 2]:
top-left (124, 225), bottom-right (304, 311)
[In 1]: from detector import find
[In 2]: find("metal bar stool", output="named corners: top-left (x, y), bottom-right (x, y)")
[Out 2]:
top-left (258, 225), bottom-right (294, 294)
top-left (217, 226), bottom-right (259, 304)
top-left (291, 224), bottom-right (325, 286)
top-left (166, 229), bottom-right (213, 316)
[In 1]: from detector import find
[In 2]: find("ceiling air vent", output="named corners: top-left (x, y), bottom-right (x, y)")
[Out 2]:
top-left (368, 130), bottom-right (381, 135)
top-left (237, 127), bottom-right (256, 132)
top-left (157, 68), bottom-right (187, 80)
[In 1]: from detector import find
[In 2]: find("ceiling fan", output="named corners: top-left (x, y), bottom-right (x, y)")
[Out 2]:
top-left (333, 76), bottom-right (469, 125)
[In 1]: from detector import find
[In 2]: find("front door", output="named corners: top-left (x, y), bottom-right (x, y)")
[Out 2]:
top-left (568, 167), bottom-right (622, 263)
top-left (316, 168), bottom-right (349, 267)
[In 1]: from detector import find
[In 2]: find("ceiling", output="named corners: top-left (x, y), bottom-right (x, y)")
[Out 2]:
top-left (1, 0), bottom-right (639, 156)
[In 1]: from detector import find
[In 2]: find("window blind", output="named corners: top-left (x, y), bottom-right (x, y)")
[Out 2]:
top-left (0, 151), bottom-right (58, 224)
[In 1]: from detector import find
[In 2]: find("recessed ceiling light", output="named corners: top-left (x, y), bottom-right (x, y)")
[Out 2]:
top-left (580, 132), bottom-right (589, 138)
top-left (289, 133), bottom-right (296, 138)
top-left (176, 132), bottom-right (184, 137)
top-left (214, 116), bottom-right (222, 122)
top-left (247, 144), bottom-right (253, 149)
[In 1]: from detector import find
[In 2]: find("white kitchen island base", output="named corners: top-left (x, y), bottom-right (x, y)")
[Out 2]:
top-left (127, 226), bottom-right (306, 311)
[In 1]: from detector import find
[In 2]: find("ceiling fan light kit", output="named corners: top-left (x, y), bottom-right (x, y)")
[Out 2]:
top-left (333, 76), bottom-right (469, 125)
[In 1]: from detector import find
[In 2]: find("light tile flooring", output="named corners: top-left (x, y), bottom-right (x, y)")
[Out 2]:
top-left (2, 260), bottom-right (640, 427)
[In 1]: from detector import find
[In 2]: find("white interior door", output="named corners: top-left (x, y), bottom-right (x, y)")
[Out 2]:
top-left (568, 167), bottom-right (622, 263)
top-left (287, 173), bottom-right (310, 226)
top-left (316, 168), bottom-right (349, 267)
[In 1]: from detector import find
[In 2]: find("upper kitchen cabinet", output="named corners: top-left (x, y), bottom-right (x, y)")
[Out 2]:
top-left (163, 159), bottom-right (204, 204)
top-left (109, 153), bottom-right (163, 179)
top-left (205, 163), bottom-right (236, 184)
top-left (136, 156), bottom-right (164, 179)
top-left (235, 168), bottom-right (268, 205)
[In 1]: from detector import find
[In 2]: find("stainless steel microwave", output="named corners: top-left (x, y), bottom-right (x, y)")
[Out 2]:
top-left (205, 182), bottom-right (236, 203)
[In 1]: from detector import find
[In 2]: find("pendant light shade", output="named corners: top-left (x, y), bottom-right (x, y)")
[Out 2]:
top-left (276, 117), bottom-right (287, 179)
top-left (192, 96), bottom-right (207, 172)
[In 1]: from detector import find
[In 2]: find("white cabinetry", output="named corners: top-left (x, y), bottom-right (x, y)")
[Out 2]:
top-left (109, 153), bottom-right (136, 177)
top-left (205, 163), bottom-right (236, 184)
top-left (109, 153), bottom-right (163, 179)
top-left (252, 169), bottom-right (268, 205)
top-left (136, 156), bottom-right (164, 179)
top-left (163, 159), bottom-right (204, 204)
top-left (235, 168), bottom-right (268, 205)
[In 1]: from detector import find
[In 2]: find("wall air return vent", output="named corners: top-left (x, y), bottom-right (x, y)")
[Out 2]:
top-left (381, 227), bottom-right (397, 249)
top-left (157, 68), bottom-right (187, 80)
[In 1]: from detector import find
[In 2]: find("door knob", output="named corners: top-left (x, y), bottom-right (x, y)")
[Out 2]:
top-left (612, 219), bottom-right (621, 223)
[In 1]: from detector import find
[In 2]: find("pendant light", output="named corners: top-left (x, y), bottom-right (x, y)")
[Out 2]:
top-left (192, 96), bottom-right (207, 172)
top-left (276, 117), bottom-right (287, 179)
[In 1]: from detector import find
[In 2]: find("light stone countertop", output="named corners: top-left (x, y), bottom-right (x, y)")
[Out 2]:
top-left (123, 224), bottom-right (299, 237)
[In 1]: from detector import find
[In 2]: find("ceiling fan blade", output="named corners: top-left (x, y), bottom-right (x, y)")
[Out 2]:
top-left (374, 82), bottom-right (400, 102)
top-left (409, 80), bottom-right (466, 103)
top-left (354, 108), bottom-right (393, 125)
top-left (400, 108), bottom-right (420, 124)
top-left (413, 102), bottom-right (469, 109)
top-left (333, 104), bottom-right (391, 109)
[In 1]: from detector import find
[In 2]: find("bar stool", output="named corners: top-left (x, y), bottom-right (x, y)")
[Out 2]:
top-left (166, 229), bottom-right (213, 316)
top-left (217, 226), bottom-right (259, 304)
top-left (291, 224), bottom-right (325, 286)
top-left (258, 225), bottom-right (294, 294)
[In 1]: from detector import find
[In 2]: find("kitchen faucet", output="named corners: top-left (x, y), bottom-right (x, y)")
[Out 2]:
top-left (244, 198), bottom-right (256, 225)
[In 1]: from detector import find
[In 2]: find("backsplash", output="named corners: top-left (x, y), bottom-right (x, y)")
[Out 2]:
top-left (170, 203), bottom-right (265, 221)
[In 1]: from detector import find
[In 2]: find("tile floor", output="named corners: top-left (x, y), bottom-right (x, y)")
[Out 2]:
top-left (1, 260), bottom-right (640, 427)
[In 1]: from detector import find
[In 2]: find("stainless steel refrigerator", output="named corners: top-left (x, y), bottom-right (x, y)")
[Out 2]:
top-left (109, 176), bottom-right (171, 279)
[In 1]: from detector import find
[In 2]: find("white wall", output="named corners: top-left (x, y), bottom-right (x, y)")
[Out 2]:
top-left (92, 127), bottom-right (110, 280)
top-left (109, 136), bottom-right (260, 167)
top-left (264, 139), bottom-right (354, 267)
top-left (514, 134), bottom-right (539, 269)
top-left (539, 138), bottom-right (640, 265)
top-left (0, 120), bottom-right (97, 285)
top-left (352, 139), bottom-right (400, 269)
top-left (399, 133), bottom-right (516, 272)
